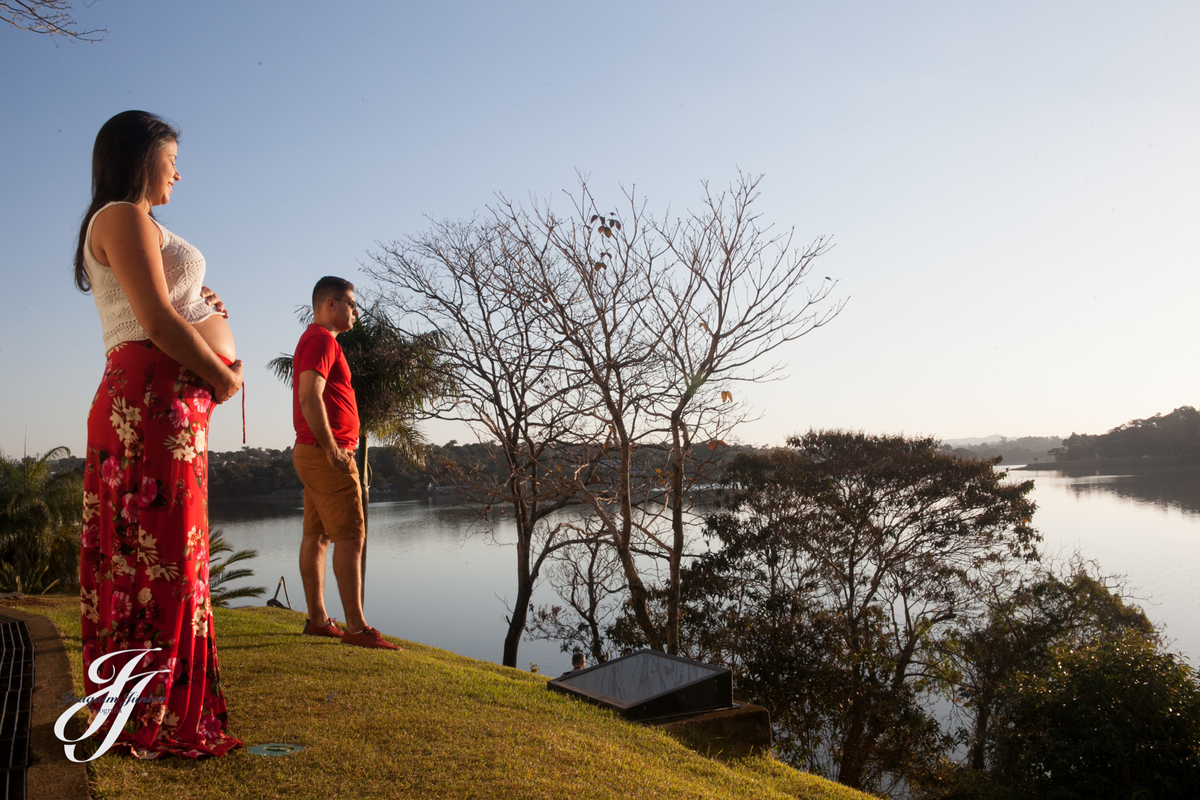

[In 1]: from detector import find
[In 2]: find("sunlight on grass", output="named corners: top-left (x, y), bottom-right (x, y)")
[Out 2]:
top-left (12, 597), bottom-right (868, 800)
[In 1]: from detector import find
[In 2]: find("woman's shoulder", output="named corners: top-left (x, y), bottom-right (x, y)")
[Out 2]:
top-left (91, 200), bottom-right (144, 224)
top-left (90, 202), bottom-right (165, 251)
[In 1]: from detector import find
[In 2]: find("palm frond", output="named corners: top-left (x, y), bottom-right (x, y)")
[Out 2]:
top-left (218, 548), bottom-right (260, 568)
top-left (207, 528), bottom-right (265, 607)
top-left (211, 584), bottom-right (267, 608)
top-left (268, 354), bottom-right (294, 384)
top-left (0, 447), bottom-right (81, 592)
top-left (211, 567), bottom-right (256, 585)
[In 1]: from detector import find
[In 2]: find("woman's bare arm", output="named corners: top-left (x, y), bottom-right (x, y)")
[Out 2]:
top-left (91, 203), bottom-right (242, 402)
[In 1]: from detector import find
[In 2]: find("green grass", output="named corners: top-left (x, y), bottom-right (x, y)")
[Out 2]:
top-left (10, 596), bottom-right (871, 800)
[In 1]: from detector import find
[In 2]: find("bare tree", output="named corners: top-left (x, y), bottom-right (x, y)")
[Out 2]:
top-left (493, 184), bottom-right (676, 653)
top-left (495, 173), bottom-right (842, 654)
top-left (2, 1), bottom-right (104, 41)
top-left (646, 174), bottom-right (841, 652)
top-left (367, 220), bottom-right (591, 668)
top-left (526, 536), bottom-right (625, 664)
top-left (368, 173), bottom-right (841, 664)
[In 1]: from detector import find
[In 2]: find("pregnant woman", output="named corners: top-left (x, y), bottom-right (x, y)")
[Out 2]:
top-left (74, 111), bottom-right (242, 758)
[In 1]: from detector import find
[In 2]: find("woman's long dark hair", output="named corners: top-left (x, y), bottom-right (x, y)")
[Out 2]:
top-left (73, 111), bottom-right (180, 293)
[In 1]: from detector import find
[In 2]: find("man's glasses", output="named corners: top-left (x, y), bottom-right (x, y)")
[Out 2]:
top-left (339, 298), bottom-right (358, 311)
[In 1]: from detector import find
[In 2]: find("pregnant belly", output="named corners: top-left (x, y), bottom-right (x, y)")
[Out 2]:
top-left (193, 314), bottom-right (236, 362)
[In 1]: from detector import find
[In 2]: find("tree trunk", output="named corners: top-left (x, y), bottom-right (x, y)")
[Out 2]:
top-left (502, 509), bottom-right (533, 668)
top-left (837, 698), bottom-right (871, 790)
top-left (502, 575), bottom-right (533, 669)
top-left (613, 437), bottom-right (663, 652)
top-left (356, 434), bottom-right (369, 607)
top-left (665, 414), bottom-right (687, 655)
top-left (969, 700), bottom-right (991, 770)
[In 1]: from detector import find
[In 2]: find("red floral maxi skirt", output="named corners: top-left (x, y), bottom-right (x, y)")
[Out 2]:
top-left (80, 340), bottom-right (241, 758)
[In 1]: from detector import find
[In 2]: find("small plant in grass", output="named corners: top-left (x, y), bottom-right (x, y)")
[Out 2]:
top-left (208, 528), bottom-right (265, 607)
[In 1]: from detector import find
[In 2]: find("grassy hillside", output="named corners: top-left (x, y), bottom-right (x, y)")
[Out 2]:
top-left (11, 597), bottom-right (870, 800)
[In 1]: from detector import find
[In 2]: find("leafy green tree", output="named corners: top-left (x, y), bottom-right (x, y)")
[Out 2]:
top-left (685, 431), bottom-right (1038, 794)
top-left (991, 631), bottom-right (1200, 799)
top-left (920, 564), bottom-right (1199, 800)
top-left (938, 564), bottom-right (1155, 774)
top-left (207, 528), bottom-right (265, 607)
top-left (0, 447), bottom-right (82, 593)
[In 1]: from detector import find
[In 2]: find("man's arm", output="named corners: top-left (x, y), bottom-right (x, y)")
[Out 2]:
top-left (297, 369), bottom-right (353, 469)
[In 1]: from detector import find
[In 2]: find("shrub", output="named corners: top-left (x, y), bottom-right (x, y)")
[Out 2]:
top-left (992, 631), bottom-right (1200, 798)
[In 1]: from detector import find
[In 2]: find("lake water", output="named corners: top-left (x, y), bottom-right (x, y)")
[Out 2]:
top-left (211, 464), bottom-right (1200, 671)
top-left (210, 498), bottom-right (579, 673)
top-left (1019, 465), bottom-right (1200, 662)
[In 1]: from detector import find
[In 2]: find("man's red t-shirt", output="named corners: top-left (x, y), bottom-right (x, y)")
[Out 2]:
top-left (292, 323), bottom-right (360, 449)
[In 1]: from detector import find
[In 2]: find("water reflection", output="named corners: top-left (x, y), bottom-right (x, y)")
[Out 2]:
top-left (1021, 464), bottom-right (1200, 515)
top-left (211, 496), bottom-right (303, 521)
top-left (1022, 464), bottom-right (1200, 662)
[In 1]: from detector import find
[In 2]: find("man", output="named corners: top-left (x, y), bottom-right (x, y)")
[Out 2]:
top-left (560, 651), bottom-right (586, 678)
top-left (290, 276), bottom-right (399, 650)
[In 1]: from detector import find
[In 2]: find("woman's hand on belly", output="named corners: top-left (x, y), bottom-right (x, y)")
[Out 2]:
top-left (201, 286), bottom-right (228, 318)
top-left (193, 314), bottom-right (236, 363)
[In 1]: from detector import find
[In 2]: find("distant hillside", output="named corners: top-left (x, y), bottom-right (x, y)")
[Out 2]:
top-left (1050, 406), bottom-right (1200, 461)
top-left (941, 436), bottom-right (1061, 465)
top-left (177, 441), bottom-right (771, 501)
top-left (942, 435), bottom-right (1006, 447)
top-left (940, 406), bottom-right (1200, 465)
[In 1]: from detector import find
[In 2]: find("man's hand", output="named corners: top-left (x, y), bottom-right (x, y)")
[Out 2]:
top-left (298, 369), bottom-right (352, 464)
top-left (201, 285), bottom-right (229, 318)
top-left (325, 446), bottom-right (353, 470)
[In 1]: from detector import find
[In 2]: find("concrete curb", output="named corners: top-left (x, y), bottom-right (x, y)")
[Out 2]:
top-left (0, 605), bottom-right (90, 800)
top-left (654, 703), bottom-right (773, 759)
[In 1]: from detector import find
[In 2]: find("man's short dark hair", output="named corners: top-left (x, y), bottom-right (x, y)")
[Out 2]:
top-left (312, 276), bottom-right (355, 309)
top-left (571, 651), bottom-right (585, 667)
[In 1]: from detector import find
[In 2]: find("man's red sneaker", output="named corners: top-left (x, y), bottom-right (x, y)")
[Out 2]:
top-left (341, 626), bottom-right (401, 651)
top-left (303, 617), bottom-right (344, 638)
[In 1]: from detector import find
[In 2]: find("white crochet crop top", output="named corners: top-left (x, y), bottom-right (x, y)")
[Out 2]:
top-left (83, 201), bottom-right (216, 352)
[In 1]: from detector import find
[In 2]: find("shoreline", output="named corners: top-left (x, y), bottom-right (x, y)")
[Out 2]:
top-left (1014, 454), bottom-right (1200, 472)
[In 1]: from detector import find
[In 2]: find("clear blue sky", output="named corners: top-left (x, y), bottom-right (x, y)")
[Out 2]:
top-left (2, 1), bottom-right (1197, 458)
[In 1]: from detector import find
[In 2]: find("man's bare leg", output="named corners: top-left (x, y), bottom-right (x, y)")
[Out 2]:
top-left (299, 532), bottom-right (332, 625)
top-left (332, 537), bottom-right (367, 632)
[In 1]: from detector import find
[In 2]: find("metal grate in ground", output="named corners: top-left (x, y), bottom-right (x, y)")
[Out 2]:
top-left (0, 614), bottom-right (33, 800)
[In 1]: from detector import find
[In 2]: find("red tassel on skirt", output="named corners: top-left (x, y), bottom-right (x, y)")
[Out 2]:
top-left (80, 340), bottom-right (241, 758)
